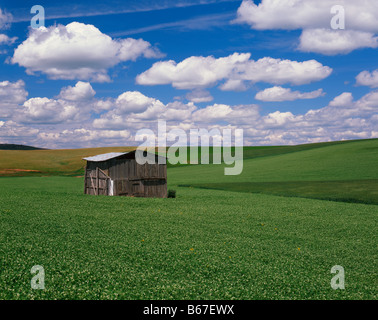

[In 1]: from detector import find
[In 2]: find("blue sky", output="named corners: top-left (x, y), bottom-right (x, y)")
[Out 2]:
top-left (0, 0), bottom-right (377, 148)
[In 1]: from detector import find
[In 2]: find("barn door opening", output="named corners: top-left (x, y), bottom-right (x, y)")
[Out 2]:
top-left (87, 168), bottom-right (111, 196)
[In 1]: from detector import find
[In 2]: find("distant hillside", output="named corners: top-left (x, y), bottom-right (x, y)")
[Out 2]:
top-left (173, 138), bottom-right (378, 205)
top-left (0, 138), bottom-right (377, 178)
top-left (0, 144), bottom-right (46, 151)
top-left (0, 146), bottom-right (137, 176)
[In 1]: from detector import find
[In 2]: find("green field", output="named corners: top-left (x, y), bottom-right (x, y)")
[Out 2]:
top-left (175, 139), bottom-right (378, 205)
top-left (0, 139), bottom-right (377, 299)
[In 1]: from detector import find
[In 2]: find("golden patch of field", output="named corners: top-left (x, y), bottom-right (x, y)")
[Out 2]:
top-left (0, 169), bottom-right (41, 174)
top-left (0, 146), bottom-right (137, 176)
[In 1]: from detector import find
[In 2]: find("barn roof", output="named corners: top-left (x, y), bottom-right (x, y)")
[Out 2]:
top-left (83, 152), bottom-right (128, 162)
top-left (83, 150), bottom-right (167, 162)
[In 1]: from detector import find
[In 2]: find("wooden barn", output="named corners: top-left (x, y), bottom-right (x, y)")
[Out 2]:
top-left (83, 151), bottom-right (167, 198)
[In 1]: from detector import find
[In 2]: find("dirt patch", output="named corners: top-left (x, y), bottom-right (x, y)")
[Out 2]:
top-left (0, 169), bottom-right (42, 174)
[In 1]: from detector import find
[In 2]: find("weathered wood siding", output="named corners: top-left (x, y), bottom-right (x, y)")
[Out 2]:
top-left (84, 168), bottom-right (110, 195)
top-left (84, 153), bottom-right (167, 198)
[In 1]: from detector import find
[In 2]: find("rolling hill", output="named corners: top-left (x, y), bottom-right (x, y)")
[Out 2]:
top-left (0, 146), bottom-right (137, 176)
top-left (172, 138), bottom-right (378, 204)
top-left (0, 144), bottom-right (45, 150)
top-left (0, 138), bottom-right (376, 300)
top-left (0, 138), bottom-right (377, 204)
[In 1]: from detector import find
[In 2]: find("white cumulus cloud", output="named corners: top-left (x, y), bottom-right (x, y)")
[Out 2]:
top-left (219, 79), bottom-right (248, 92)
top-left (115, 91), bottom-right (165, 114)
top-left (255, 86), bottom-right (325, 102)
top-left (191, 103), bottom-right (260, 124)
top-left (58, 81), bottom-right (96, 101)
top-left (356, 69), bottom-right (378, 88)
top-left (18, 97), bottom-right (80, 124)
top-left (136, 53), bottom-right (250, 89)
top-left (240, 57), bottom-right (331, 85)
top-left (0, 121), bottom-right (39, 143)
top-left (93, 91), bottom-right (167, 130)
top-left (136, 53), bottom-right (332, 90)
top-left (328, 92), bottom-right (354, 107)
top-left (299, 29), bottom-right (378, 55)
top-left (2, 81), bottom-right (377, 148)
top-left (186, 89), bottom-right (213, 103)
top-left (235, 0), bottom-right (378, 55)
top-left (12, 22), bottom-right (163, 82)
top-left (0, 80), bottom-right (28, 118)
top-left (235, 0), bottom-right (378, 32)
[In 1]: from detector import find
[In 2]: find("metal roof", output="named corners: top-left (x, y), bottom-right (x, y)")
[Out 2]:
top-left (83, 150), bottom-right (167, 163)
top-left (83, 152), bottom-right (129, 162)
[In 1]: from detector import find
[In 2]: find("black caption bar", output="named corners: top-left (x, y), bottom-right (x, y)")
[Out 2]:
top-left (0, 300), bottom-right (373, 318)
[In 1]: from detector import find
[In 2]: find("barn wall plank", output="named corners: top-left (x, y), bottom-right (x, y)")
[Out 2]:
top-left (84, 156), bottom-right (167, 198)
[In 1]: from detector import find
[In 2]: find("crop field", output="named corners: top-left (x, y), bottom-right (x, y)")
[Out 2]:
top-left (0, 146), bottom-right (136, 176)
top-left (0, 139), bottom-right (377, 299)
top-left (175, 138), bottom-right (378, 205)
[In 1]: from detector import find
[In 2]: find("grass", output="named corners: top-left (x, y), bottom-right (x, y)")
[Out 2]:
top-left (169, 139), bottom-right (378, 185)
top-left (171, 139), bottom-right (378, 204)
top-left (0, 177), bottom-right (376, 300)
top-left (166, 139), bottom-right (362, 164)
top-left (182, 179), bottom-right (378, 205)
top-left (0, 138), bottom-right (377, 300)
top-left (1, 138), bottom-right (374, 177)
top-left (0, 146), bottom-right (136, 176)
